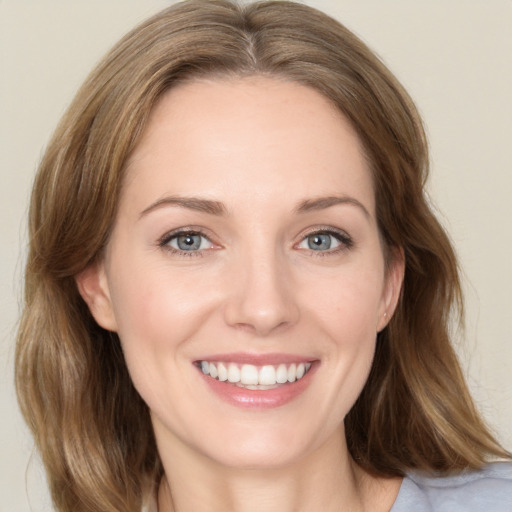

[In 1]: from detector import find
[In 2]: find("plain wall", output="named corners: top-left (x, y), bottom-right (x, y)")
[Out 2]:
top-left (1, 1), bottom-right (511, 510)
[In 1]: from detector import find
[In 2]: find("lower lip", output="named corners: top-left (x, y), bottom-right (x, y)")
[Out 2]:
top-left (198, 364), bottom-right (317, 409)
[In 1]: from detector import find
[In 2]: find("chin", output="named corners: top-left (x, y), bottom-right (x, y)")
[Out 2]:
top-left (202, 434), bottom-right (313, 471)
top-left (187, 415), bottom-right (341, 472)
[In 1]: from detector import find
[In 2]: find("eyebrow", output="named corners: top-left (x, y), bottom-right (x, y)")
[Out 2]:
top-left (139, 194), bottom-right (370, 219)
top-left (294, 196), bottom-right (370, 218)
top-left (139, 196), bottom-right (227, 218)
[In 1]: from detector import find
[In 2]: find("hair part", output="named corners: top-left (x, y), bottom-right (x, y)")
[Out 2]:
top-left (16, 1), bottom-right (509, 510)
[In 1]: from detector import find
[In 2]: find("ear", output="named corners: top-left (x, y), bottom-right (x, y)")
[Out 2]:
top-left (75, 261), bottom-right (118, 331)
top-left (377, 247), bottom-right (405, 332)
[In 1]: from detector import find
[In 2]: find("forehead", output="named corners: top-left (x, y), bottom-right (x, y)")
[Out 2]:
top-left (122, 76), bottom-right (374, 216)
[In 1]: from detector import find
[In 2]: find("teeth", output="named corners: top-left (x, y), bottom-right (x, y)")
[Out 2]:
top-left (240, 364), bottom-right (259, 385)
top-left (236, 383), bottom-right (279, 390)
top-left (209, 363), bottom-right (218, 379)
top-left (287, 363), bottom-right (296, 382)
top-left (199, 360), bottom-right (313, 387)
top-left (276, 364), bottom-right (288, 384)
top-left (227, 363), bottom-right (240, 383)
top-left (217, 362), bottom-right (228, 381)
top-left (259, 365), bottom-right (276, 386)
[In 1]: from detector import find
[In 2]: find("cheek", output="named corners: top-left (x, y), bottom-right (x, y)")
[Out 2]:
top-left (106, 258), bottom-right (227, 392)
top-left (302, 265), bottom-right (384, 409)
top-left (108, 289), bottom-right (191, 423)
top-left (110, 259), bottom-right (214, 338)
top-left (331, 270), bottom-right (384, 379)
top-left (307, 264), bottom-right (385, 335)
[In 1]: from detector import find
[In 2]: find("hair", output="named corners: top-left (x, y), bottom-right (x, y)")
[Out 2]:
top-left (15, 1), bottom-right (509, 511)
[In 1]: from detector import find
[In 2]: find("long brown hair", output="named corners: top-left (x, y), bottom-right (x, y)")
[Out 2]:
top-left (15, 1), bottom-right (509, 511)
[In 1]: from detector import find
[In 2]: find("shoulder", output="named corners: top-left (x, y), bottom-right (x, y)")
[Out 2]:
top-left (391, 462), bottom-right (512, 512)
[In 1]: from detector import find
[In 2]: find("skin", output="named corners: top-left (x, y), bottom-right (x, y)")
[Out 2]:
top-left (78, 76), bottom-right (404, 512)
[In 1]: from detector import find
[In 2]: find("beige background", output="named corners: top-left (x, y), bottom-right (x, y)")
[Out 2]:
top-left (1, 1), bottom-right (511, 510)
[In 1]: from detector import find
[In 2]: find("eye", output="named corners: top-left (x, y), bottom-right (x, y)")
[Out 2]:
top-left (161, 230), bottom-right (214, 253)
top-left (298, 232), bottom-right (341, 251)
top-left (296, 229), bottom-right (353, 253)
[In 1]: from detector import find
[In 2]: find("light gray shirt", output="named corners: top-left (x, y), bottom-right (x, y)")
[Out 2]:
top-left (391, 462), bottom-right (512, 511)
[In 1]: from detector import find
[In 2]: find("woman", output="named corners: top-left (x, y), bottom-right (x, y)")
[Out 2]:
top-left (15, 1), bottom-right (511, 511)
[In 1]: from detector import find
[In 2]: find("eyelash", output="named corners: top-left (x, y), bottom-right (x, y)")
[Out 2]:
top-left (296, 227), bottom-right (354, 257)
top-left (158, 228), bottom-right (213, 258)
top-left (158, 226), bottom-right (354, 258)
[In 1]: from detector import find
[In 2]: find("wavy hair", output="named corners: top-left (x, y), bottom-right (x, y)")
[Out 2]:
top-left (15, 1), bottom-right (509, 510)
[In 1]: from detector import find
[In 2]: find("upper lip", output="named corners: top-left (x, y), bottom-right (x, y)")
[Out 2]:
top-left (195, 352), bottom-right (317, 366)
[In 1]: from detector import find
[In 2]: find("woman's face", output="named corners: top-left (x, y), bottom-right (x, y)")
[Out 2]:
top-left (79, 77), bottom-right (403, 470)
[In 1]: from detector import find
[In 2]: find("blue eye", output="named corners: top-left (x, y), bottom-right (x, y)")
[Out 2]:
top-left (297, 230), bottom-right (352, 253)
top-left (306, 233), bottom-right (337, 251)
top-left (164, 232), bottom-right (213, 252)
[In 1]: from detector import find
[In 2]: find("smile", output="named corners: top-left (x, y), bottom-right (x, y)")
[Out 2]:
top-left (198, 361), bottom-right (313, 389)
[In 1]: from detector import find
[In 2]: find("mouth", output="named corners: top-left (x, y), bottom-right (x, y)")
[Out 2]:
top-left (196, 361), bottom-right (313, 389)
top-left (194, 356), bottom-right (317, 409)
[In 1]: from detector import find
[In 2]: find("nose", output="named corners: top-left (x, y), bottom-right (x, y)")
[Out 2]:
top-left (223, 249), bottom-right (300, 337)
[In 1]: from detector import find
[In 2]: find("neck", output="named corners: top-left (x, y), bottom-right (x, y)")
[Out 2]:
top-left (156, 429), bottom-right (401, 512)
